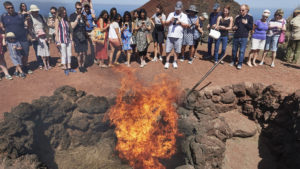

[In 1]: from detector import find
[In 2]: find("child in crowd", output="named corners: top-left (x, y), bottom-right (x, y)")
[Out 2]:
top-left (47, 13), bottom-right (56, 43)
top-left (6, 32), bottom-right (26, 78)
top-left (37, 29), bottom-right (51, 70)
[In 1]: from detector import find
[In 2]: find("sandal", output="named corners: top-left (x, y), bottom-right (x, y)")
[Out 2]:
top-left (114, 62), bottom-right (120, 65)
top-left (100, 64), bottom-right (108, 68)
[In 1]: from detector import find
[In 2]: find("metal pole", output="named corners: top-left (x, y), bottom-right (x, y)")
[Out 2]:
top-left (186, 54), bottom-right (227, 98)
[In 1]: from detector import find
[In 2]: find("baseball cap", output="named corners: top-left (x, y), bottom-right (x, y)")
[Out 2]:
top-left (213, 3), bottom-right (220, 10)
top-left (175, 1), bottom-right (183, 10)
top-left (263, 9), bottom-right (271, 17)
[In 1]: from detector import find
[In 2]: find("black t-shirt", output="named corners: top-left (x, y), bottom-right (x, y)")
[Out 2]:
top-left (69, 12), bottom-right (87, 39)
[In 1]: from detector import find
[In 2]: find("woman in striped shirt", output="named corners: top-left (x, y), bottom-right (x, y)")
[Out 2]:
top-left (55, 7), bottom-right (74, 75)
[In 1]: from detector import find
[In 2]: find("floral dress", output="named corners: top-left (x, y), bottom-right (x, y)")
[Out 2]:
top-left (122, 24), bottom-right (132, 51)
top-left (136, 18), bottom-right (151, 52)
top-left (183, 15), bottom-right (198, 46)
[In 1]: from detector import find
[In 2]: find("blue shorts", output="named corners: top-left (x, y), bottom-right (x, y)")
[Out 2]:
top-left (166, 37), bottom-right (183, 53)
top-left (265, 35), bottom-right (280, 52)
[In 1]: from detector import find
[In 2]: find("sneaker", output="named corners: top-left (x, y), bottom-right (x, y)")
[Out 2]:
top-left (259, 61), bottom-right (264, 66)
top-left (271, 63), bottom-right (275, 68)
top-left (152, 57), bottom-right (158, 62)
top-left (13, 72), bottom-right (19, 77)
top-left (5, 75), bottom-right (13, 80)
top-left (214, 61), bottom-right (218, 64)
top-left (203, 55), bottom-right (211, 60)
top-left (188, 58), bottom-right (193, 64)
top-left (229, 62), bottom-right (235, 67)
top-left (69, 69), bottom-right (77, 73)
top-left (140, 62), bottom-right (145, 68)
top-left (79, 67), bottom-right (83, 73)
top-left (173, 62), bottom-right (178, 69)
top-left (179, 58), bottom-right (184, 62)
top-left (164, 62), bottom-right (169, 69)
top-left (64, 69), bottom-right (69, 76)
top-left (19, 73), bottom-right (26, 78)
top-left (237, 65), bottom-right (242, 70)
top-left (159, 56), bottom-right (163, 61)
top-left (39, 65), bottom-right (43, 70)
top-left (220, 61), bottom-right (224, 64)
top-left (124, 61), bottom-right (128, 65)
top-left (27, 69), bottom-right (33, 74)
top-left (143, 60), bottom-right (147, 65)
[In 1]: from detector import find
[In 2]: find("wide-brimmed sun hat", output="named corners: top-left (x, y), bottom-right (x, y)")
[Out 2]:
top-left (175, 1), bottom-right (183, 10)
top-left (186, 5), bottom-right (198, 13)
top-left (30, 4), bottom-right (40, 12)
top-left (6, 32), bottom-right (15, 38)
top-left (263, 9), bottom-right (271, 17)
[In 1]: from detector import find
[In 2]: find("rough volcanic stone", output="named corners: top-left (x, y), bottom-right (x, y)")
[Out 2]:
top-left (67, 116), bottom-right (90, 131)
top-left (10, 103), bottom-right (38, 120)
top-left (212, 88), bottom-right (222, 95)
top-left (220, 110), bottom-right (257, 138)
top-left (54, 86), bottom-right (78, 101)
top-left (77, 95), bottom-right (109, 114)
top-left (221, 90), bottom-right (236, 104)
top-left (233, 83), bottom-right (246, 97)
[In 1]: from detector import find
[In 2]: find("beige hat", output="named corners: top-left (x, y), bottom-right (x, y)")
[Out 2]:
top-left (6, 32), bottom-right (15, 38)
top-left (263, 9), bottom-right (271, 17)
top-left (30, 4), bottom-right (40, 12)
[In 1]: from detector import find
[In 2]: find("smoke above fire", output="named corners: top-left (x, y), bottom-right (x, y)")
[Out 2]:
top-left (107, 66), bottom-right (180, 169)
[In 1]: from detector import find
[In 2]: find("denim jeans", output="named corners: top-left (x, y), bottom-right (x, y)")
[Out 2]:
top-left (32, 40), bottom-right (44, 66)
top-left (232, 38), bottom-right (248, 66)
top-left (207, 37), bottom-right (214, 56)
top-left (214, 36), bottom-right (228, 62)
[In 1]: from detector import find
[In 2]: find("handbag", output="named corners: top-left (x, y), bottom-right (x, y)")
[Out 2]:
top-left (209, 29), bottom-right (221, 39)
top-left (91, 27), bottom-right (106, 45)
top-left (278, 20), bottom-right (285, 44)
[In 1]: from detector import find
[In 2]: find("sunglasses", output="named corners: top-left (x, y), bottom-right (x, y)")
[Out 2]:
top-left (76, 8), bottom-right (82, 10)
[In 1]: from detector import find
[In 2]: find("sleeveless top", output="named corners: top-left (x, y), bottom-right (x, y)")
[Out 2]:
top-left (58, 18), bottom-right (70, 44)
top-left (219, 18), bottom-right (230, 37)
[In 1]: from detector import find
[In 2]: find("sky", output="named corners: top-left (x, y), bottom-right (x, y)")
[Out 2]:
top-left (235, 0), bottom-right (299, 9)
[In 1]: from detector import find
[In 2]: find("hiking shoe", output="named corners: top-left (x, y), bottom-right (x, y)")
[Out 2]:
top-left (164, 62), bottom-right (170, 69)
top-left (173, 62), bottom-right (178, 69)
top-left (13, 72), bottom-right (19, 77)
top-left (237, 65), bottom-right (242, 70)
top-left (5, 75), bottom-right (13, 80)
top-left (19, 73), bottom-right (26, 78)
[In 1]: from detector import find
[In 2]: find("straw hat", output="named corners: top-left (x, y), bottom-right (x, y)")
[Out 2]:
top-left (30, 4), bottom-right (40, 12)
top-left (6, 32), bottom-right (15, 38)
top-left (186, 5), bottom-right (199, 13)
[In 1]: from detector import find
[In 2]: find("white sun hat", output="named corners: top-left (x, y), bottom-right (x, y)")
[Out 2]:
top-left (30, 4), bottom-right (40, 12)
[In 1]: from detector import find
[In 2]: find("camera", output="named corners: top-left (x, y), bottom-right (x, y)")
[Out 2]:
top-left (156, 13), bottom-right (161, 17)
top-left (173, 18), bottom-right (178, 25)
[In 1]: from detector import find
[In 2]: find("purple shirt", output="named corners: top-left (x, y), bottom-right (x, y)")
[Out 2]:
top-left (252, 19), bottom-right (269, 40)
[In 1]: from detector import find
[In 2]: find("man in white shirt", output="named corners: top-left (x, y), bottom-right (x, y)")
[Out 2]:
top-left (164, 1), bottom-right (188, 69)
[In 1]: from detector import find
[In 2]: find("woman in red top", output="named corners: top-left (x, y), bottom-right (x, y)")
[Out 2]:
top-left (95, 10), bottom-right (110, 67)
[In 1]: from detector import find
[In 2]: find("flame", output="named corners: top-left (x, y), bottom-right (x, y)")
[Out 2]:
top-left (107, 66), bottom-right (180, 169)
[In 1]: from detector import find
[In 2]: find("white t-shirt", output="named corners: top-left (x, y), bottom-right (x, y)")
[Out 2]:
top-left (109, 22), bottom-right (120, 39)
top-left (152, 13), bottom-right (166, 25)
top-left (166, 12), bottom-right (188, 38)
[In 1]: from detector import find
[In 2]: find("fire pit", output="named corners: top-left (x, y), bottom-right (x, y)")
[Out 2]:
top-left (0, 77), bottom-right (300, 169)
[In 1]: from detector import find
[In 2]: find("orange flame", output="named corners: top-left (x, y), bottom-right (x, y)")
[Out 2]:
top-left (107, 66), bottom-right (180, 169)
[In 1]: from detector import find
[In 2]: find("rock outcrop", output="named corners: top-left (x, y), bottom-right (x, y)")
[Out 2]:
top-left (179, 83), bottom-right (300, 169)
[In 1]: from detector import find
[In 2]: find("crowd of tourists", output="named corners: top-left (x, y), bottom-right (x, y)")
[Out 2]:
top-left (0, 0), bottom-right (299, 80)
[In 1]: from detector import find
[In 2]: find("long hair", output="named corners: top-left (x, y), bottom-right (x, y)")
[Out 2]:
top-left (57, 7), bottom-right (68, 21)
top-left (19, 3), bottom-right (27, 12)
top-left (98, 10), bottom-right (109, 23)
top-left (123, 11), bottom-right (132, 22)
top-left (222, 5), bottom-right (231, 18)
top-left (139, 8), bottom-right (147, 20)
top-left (116, 13), bottom-right (122, 27)
top-left (132, 10), bottom-right (139, 20)
top-left (110, 7), bottom-right (117, 21)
